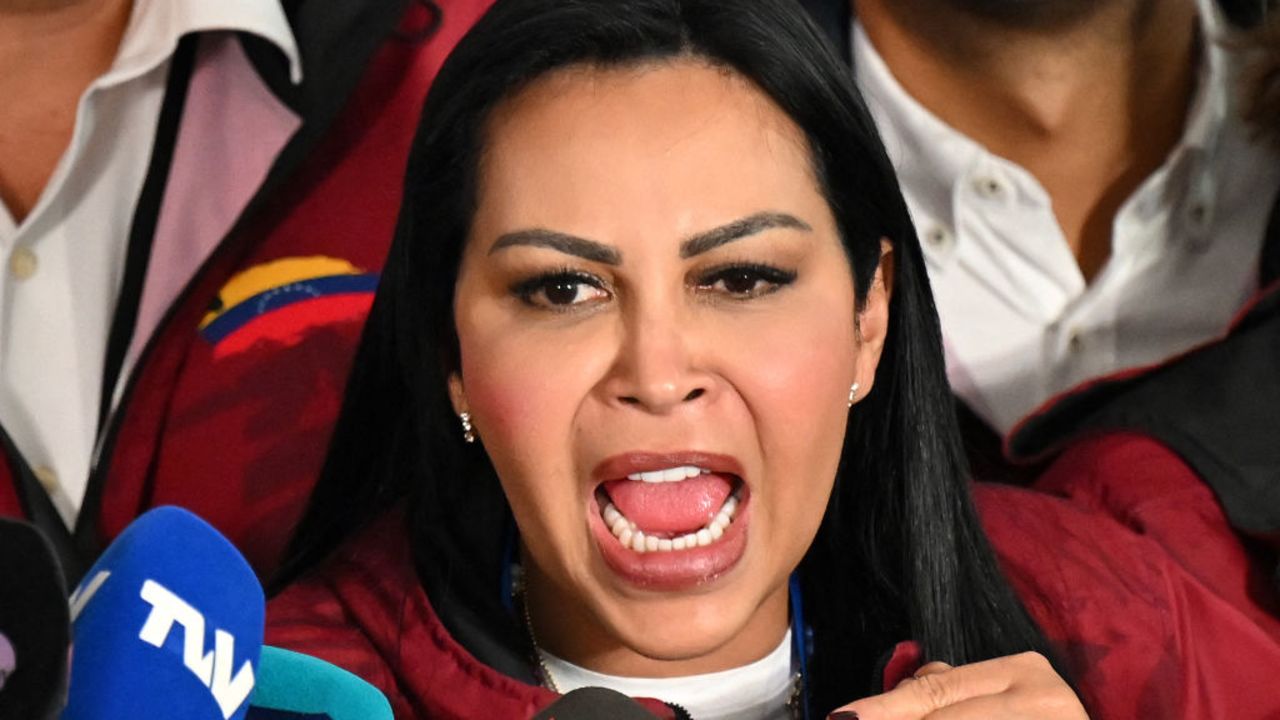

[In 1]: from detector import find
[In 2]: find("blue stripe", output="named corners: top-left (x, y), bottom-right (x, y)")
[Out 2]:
top-left (202, 273), bottom-right (379, 344)
top-left (790, 574), bottom-right (812, 720)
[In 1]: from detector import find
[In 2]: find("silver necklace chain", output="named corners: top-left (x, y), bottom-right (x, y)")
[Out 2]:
top-left (517, 576), bottom-right (563, 693)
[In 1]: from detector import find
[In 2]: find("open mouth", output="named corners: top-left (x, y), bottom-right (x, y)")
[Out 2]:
top-left (595, 466), bottom-right (745, 554)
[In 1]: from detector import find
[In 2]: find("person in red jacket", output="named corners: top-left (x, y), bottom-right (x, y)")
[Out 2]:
top-left (264, 1), bottom-right (1110, 718)
top-left (0, 0), bottom-right (495, 582)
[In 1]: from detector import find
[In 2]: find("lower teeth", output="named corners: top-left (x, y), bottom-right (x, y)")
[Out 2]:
top-left (601, 491), bottom-right (740, 554)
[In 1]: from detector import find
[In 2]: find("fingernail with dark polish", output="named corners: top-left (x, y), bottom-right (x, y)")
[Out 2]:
top-left (828, 713), bottom-right (859, 720)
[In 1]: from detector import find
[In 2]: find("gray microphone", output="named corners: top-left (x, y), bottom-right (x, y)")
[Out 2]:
top-left (532, 687), bottom-right (664, 719)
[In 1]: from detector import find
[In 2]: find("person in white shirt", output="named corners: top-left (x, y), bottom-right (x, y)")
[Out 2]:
top-left (0, 0), bottom-right (302, 528)
top-left (811, 0), bottom-right (1280, 440)
top-left (0, 0), bottom-right (480, 579)
top-left (796, 0), bottom-right (1280, 634)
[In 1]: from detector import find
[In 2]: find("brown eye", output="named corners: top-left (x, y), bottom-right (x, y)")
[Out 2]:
top-left (697, 263), bottom-right (797, 299)
top-left (513, 271), bottom-right (610, 309)
top-left (719, 269), bottom-right (763, 295)
top-left (545, 280), bottom-right (585, 305)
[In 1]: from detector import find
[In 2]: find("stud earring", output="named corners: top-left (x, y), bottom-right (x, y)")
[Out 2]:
top-left (847, 383), bottom-right (860, 408)
top-left (459, 412), bottom-right (476, 443)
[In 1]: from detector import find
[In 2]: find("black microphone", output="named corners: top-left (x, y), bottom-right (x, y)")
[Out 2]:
top-left (0, 517), bottom-right (71, 720)
top-left (531, 687), bottom-right (663, 720)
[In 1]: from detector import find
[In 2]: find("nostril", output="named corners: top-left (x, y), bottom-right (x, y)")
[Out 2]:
top-left (620, 396), bottom-right (641, 405)
top-left (683, 388), bottom-right (705, 402)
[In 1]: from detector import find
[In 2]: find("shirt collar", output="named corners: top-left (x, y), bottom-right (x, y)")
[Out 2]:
top-left (540, 629), bottom-right (795, 719)
top-left (852, 0), bottom-right (1227, 223)
top-left (105, 0), bottom-right (302, 88)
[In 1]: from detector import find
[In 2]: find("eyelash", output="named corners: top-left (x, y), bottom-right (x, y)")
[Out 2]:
top-left (510, 263), bottom-right (797, 310)
top-left (511, 268), bottom-right (608, 311)
top-left (694, 263), bottom-right (797, 299)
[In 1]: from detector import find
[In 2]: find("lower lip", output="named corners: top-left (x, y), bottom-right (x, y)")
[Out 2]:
top-left (587, 487), bottom-right (751, 592)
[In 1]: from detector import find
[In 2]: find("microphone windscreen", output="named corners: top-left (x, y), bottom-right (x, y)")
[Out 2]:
top-left (531, 687), bottom-right (661, 720)
top-left (0, 517), bottom-right (69, 720)
top-left (61, 506), bottom-right (264, 720)
top-left (244, 646), bottom-right (392, 720)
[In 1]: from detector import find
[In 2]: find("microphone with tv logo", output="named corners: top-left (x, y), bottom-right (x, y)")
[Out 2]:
top-left (61, 506), bottom-right (264, 720)
top-left (0, 517), bottom-right (71, 720)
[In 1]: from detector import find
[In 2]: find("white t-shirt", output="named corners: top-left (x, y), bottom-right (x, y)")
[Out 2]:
top-left (854, 1), bottom-right (1280, 434)
top-left (540, 629), bottom-right (796, 720)
top-left (0, 0), bottom-right (301, 525)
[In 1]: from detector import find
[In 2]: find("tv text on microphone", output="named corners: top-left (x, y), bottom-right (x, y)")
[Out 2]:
top-left (63, 507), bottom-right (264, 720)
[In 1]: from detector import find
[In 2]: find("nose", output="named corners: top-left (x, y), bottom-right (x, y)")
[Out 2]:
top-left (601, 304), bottom-right (712, 414)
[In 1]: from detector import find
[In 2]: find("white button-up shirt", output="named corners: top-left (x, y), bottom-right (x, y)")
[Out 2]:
top-left (854, 2), bottom-right (1280, 435)
top-left (0, 0), bottom-right (301, 526)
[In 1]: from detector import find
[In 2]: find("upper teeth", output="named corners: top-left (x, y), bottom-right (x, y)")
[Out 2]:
top-left (626, 465), bottom-right (708, 483)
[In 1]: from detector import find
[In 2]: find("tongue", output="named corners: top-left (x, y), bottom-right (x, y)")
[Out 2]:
top-left (603, 473), bottom-right (734, 535)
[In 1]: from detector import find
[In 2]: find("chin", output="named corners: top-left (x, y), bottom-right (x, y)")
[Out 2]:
top-left (591, 560), bottom-right (785, 673)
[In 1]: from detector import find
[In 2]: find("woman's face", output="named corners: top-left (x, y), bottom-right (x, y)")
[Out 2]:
top-left (451, 60), bottom-right (891, 676)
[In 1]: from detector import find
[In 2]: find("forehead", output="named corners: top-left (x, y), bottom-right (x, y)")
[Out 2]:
top-left (473, 59), bottom-right (824, 240)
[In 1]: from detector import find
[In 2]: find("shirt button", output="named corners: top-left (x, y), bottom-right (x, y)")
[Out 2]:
top-left (923, 224), bottom-right (953, 250)
top-left (972, 176), bottom-right (1006, 200)
top-left (1067, 330), bottom-right (1084, 354)
top-left (9, 248), bottom-right (38, 280)
top-left (34, 466), bottom-right (58, 494)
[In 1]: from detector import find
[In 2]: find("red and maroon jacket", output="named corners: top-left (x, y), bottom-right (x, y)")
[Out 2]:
top-left (0, 0), bottom-right (496, 581)
top-left (266, 507), bottom-right (930, 720)
top-left (265, 459), bottom-right (1280, 719)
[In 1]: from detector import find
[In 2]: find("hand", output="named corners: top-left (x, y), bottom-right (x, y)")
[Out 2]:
top-left (828, 652), bottom-right (1088, 720)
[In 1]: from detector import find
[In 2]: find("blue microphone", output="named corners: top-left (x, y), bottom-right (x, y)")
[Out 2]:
top-left (245, 646), bottom-right (393, 720)
top-left (61, 507), bottom-right (264, 720)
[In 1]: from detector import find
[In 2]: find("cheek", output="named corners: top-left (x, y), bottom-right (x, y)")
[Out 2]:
top-left (455, 309), bottom-right (614, 525)
top-left (459, 325), bottom-right (605, 445)
top-left (726, 291), bottom-right (856, 538)
top-left (737, 302), bottom-right (857, 448)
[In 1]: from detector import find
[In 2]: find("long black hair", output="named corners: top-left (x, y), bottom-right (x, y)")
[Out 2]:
top-left (276, 0), bottom-right (1062, 711)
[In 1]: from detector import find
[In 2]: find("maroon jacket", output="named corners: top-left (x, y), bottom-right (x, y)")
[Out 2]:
top-left (266, 443), bottom-right (1280, 719)
top-left (986, 436), bottom-right (1280, 717)
top-left (0, 0), bottom-right (496, 581)
top-left (266, 507), bottom-right (929, 720)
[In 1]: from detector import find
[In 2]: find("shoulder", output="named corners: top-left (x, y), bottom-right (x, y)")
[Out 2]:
top-left (974, 480), bottom-right (1280, 718)
top-left (266, 512), bottom-right (419, 714)
top-left (266, 509), bottom-right (559, 719)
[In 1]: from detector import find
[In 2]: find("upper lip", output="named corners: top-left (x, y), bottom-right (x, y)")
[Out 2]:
top-left (591, 451), bottom-right (745, 483)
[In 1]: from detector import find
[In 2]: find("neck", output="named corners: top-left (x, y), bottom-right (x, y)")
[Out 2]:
top-left (522, 561), bottom-right (790, 679)
top-left (0, 0), bottom-right (132, 220)
top-left (857, 0), bottom-right (1200, 279)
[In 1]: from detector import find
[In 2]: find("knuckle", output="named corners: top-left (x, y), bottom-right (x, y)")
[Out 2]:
top-left (1014, 651), bottom-right (1052, 672)
top-left (913, 672), bottom-right (954, 708)
top-left (914, 661), bottom-right (952, 678)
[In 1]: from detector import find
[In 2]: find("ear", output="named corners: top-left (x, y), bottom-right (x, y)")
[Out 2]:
top-left (447, 371), bottom-right (468, 417)
top-left (852, 239), bottom-right (894, 401)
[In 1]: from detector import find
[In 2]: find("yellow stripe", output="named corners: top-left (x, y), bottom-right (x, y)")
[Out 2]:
top-left (200, 256), bottom-right (362, 328)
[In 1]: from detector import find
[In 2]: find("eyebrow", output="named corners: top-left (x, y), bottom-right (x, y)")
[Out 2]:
top-left (489, 229), bottom-right (622, 264)
top-left (679, 212), bottom-right (812, 258)
top-left (488, 211), bottom-right (812, 264)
